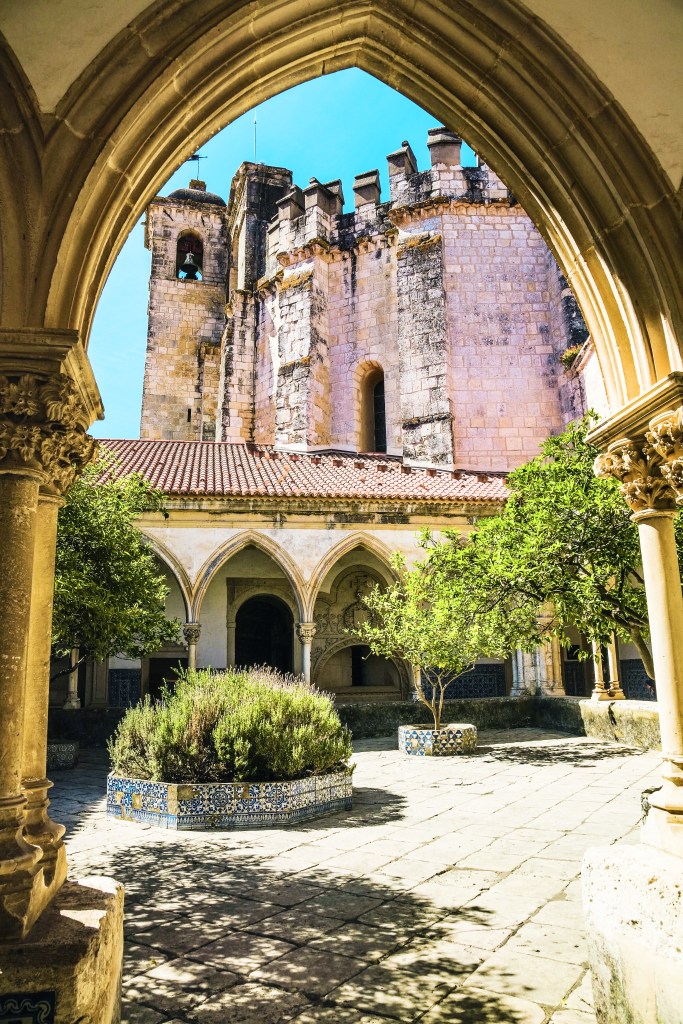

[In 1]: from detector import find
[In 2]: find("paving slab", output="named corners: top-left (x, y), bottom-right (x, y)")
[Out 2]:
top-left (50, 728), bottom-right (656, 1024)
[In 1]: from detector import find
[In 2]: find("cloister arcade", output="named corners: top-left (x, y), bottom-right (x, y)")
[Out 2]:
top-left (0, 1), bottom-right (682, 1019)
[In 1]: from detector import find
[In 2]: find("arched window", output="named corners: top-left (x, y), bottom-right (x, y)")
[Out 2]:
top-left (176, 232), bottom-right (203, 280)
top-left (359, 366), bottom-right (387, 453)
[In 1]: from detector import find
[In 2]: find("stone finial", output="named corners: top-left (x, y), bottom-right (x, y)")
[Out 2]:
top-left (323, 179), bottom-right (345, 212)
top-left (353, 170), bottom-right (381, 208)
top-left (387, 140), bottom-right (418, 179)
top-left (189, 179), bottom-right (206, 191)
top-left (427, 127), bottom-right (462, 167)
top-left (303, 179), bottom-right (341, 217)
top-left (277, 186), bottom-right (305, 222)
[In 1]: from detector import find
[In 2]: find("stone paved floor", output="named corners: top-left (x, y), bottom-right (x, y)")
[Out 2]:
top-left (50, 728), bottom-right (661, 1024)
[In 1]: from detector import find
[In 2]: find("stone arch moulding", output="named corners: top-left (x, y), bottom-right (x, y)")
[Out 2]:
top-left (191, 531), bottom-right (306, 622)
top-left (227, 582), bottom-right (300, 624)
top-left (305, 533), bottom-right (398, 620)
top-left (1, 0), bottom-right (680, 417)
top-left (140, 533), bottom-right (193, 621)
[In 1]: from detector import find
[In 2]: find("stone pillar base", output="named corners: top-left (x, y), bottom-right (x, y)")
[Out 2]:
top-left (582, 844), bottom-right (683, 1023)
top-left (0, 876), bottom-right (123, 1023)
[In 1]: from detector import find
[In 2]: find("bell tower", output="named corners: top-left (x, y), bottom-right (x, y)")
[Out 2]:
top-left (140, 179), bottom-right (228, 440)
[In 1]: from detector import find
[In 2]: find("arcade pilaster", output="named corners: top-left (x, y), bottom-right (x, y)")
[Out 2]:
top-left (0, 329), bottom-right (101, 939)
top-left (596, 414), bottom-right (683, 857)
top-left (183, 621), bottom-right (201, 670)
top-left (296, 622), bottom-right (316, 684)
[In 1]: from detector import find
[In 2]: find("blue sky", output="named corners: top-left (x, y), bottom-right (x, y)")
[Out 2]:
top-left (89, 69), bottom-right (474, 438)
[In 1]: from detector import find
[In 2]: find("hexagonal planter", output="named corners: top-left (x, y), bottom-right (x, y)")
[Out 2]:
top-left (398, 723), bottom-right (477, 756)
top-left (106, 769), bottom-right (353, 829)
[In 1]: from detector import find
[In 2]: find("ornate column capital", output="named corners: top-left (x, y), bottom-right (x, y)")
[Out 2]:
top-left (296, 622), bottom-right (316, 645)
top-left (0, 371), bottom-right (98, 492)
top-left (594, 436), bottom-right (677, 517)
top-left (646, 408), bottom-right (683, 501)
top-left (183, 622), bottom-right (201, 645)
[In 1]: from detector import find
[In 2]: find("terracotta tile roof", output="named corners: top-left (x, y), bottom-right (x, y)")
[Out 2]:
top-left (98, 439), bottom-right (507, 504)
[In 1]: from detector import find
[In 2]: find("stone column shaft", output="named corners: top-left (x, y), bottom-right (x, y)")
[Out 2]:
top-left (0, 342), bottom-right (102, 939)
top-left (183, 622), bottom-right (201, 671)
top-left (596, 419), bottom-right (683, 856)
top-left (591, 640), bottom-right (611, 701)
top-left (227, 619), bottom-right (236, 667)
top-left (22, 492), bottom-right (67, 908)
top-left (63, 647), bottom-right (81, 709)
top-left (0, 470), bottom-right (44, 935)
top-left (635, 512), bottom-right (683, 817)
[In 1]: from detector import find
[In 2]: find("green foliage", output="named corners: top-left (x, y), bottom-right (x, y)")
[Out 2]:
top-left (53, 455), bottom-right (180, 662)
top-left (460, 416), bottom-right (655, 674)
top-left (108, 667), bottom-right (353, 783)
top-left (355, 547), bottom-right (513, 729)
top-left (358, 416), bottom-right (666, 698)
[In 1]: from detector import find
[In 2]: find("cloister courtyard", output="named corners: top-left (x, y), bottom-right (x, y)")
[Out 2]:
top-left (51, 729), bottom-right (660, 1024)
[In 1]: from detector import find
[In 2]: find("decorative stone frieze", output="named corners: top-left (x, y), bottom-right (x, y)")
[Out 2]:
top-left (0, 372), bottom-right (97, 491)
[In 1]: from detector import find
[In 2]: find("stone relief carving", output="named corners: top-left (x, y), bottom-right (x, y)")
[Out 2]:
top-left (182, 622), bottom-right (202, 645)
top-left (594, 437), bottom-right (676, 514)
top-left (0, 372), bottom-right (96, 491)
top-left (646, 409), bottom-right (683, 499)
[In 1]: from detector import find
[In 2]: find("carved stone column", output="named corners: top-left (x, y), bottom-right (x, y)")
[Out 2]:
top-left (605, 636), bottom-right (625, 700)
top-left (596, 423), bottom-right (683, 856)
top-left (63, 646), bottom-right (81, 709)
top-left (183, 622), bottom-right (201, 670)
top-left (0, 354), bottom-right (99, 939)
top-left (590, 640), bottom-right (610, 701)
top-left (296, 622), bottom-right (316, 684)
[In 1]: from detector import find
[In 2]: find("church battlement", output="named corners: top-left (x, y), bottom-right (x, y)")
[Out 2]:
top-left (141, 128), bottom-right (598, 466)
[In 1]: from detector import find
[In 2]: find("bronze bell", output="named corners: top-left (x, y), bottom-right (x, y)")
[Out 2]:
top-left (179, 252), bottom-right (200, 280)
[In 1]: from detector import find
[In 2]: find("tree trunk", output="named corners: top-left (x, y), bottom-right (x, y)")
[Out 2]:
top-left (629, 626), bottom-right (655, 682)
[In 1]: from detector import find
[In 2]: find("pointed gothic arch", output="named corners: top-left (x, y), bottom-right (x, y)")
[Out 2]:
top-left (192, 530), bottom-right (306, 621)
top-left (140, 534), bottom-right (192, 621)
top-left (0, 1), bottom-right (674, 414)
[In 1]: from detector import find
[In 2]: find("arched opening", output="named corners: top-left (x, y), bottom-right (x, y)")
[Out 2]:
top-left (176, 231), bottom-right (204, 280)
top-left (359, 366), bottom-right (386, 453)
top-left (235, 595), bottom-right (293, 674)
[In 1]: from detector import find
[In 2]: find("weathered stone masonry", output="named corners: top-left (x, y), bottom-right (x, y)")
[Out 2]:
top-left (141, 130), bottom-right (598, 469)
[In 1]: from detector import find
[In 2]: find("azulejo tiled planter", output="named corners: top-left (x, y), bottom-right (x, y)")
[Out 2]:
top-left (398, 723), bottom-right (477, 756)
top-left (46, 740), bottom-right (79, 770)
top-left (106, 770), bottom-right (353, 830)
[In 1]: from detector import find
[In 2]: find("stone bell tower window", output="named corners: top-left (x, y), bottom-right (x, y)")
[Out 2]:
top-left (176, 232), bottom-right (204, 280)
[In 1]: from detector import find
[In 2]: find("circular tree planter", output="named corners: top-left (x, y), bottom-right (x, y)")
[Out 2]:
top-left (398, 723), bottom-right (477, 757)
top-left (107, 770), bottom-right (353, 830)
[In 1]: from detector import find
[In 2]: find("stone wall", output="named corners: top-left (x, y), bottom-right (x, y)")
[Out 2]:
top-left (141, 189), bottom-right (227, 440)
top-left (141, 134), bottom-right (590, 465)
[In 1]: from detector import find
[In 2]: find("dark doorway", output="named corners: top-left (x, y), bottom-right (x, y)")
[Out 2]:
top-left (235, 595), bottom-right (294, 674)
top-left (350, 644), bottom-right (398, 687)
top-left (148, 656), bottom-right (188, 700)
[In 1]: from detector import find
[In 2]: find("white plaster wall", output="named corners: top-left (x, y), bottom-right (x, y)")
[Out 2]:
top-left (196, 571), bottom-right (227, 668)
